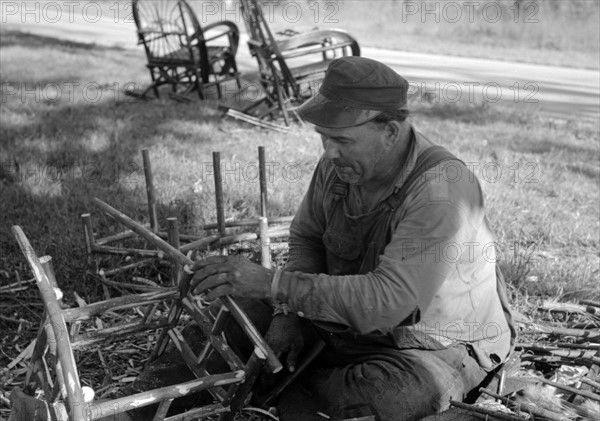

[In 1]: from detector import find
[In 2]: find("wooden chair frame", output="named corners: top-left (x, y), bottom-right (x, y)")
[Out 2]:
top-left (10, 223), bottom-right (281, 421)
top-left (132, 0), bottom-right (240, 100)
top-left (237, 0), bottom-right (360, 125)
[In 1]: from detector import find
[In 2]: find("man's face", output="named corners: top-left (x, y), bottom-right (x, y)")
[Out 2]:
top-left (316, 122), bottom-right (391, 185)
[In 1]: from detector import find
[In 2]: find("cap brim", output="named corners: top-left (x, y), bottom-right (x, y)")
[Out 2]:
top-left (296, 93), bottom-right (383, 129)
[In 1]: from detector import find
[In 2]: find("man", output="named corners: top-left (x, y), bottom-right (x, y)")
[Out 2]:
top-left (191, 57), bottom-right (515, 421)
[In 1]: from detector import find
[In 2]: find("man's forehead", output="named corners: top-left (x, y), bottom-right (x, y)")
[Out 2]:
top-left (314, 123), bottom-right (373, 138)
top-left (314, 126), bottom-right (350, 138)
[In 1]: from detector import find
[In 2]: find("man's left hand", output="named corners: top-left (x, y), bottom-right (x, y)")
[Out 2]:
top-left (190, 256), bottom-right (271, 300)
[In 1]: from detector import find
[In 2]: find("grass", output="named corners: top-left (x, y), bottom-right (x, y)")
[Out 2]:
top-left (0, 26), bottom-right (598, 409)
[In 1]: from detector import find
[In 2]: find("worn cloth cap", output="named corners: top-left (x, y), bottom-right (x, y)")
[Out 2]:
top-left (297, 57), bottom-right (409, 128)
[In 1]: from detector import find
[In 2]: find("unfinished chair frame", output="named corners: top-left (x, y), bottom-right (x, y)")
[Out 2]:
top-left (10, 146), bottom-right (300, 421)
top-left (81, 148), bottom-right (292, 283)
top-left (12, 220), bottom-right (281, 421)
top-left (132, 0), bottom-right (240, 100)
top-left (237, 0), bottom-right (360, 125)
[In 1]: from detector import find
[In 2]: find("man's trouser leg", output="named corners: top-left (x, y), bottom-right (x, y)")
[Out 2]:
top-left (278, 344), bottom-right (488, 421)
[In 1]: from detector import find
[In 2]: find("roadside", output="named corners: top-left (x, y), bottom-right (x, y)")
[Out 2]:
top-left (2, 0), bottom-right (599, 70)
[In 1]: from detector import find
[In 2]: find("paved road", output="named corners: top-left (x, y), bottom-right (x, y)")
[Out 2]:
top-left (3, 8), bottom-right (599, 120)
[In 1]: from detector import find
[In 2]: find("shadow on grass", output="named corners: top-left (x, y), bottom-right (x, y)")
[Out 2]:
top-left (0, 28), bottom-right (126, 51)
top-left (0, 30), bottom-right (228, 322)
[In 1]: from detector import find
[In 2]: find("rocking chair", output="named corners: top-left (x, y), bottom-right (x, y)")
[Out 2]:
top-left (132, 0), bottom-right (240, 100)
top-left (234, 0), bottom-right (360, 125)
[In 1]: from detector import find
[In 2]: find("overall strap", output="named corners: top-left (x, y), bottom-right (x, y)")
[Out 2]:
top-left (384, 145), bottom-right (462, 211)
top-left (357, 145), bottom-right (462, 275)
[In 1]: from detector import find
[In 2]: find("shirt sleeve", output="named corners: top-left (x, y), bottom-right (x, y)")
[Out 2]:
top-left (278, 163), bottom-right (484, 334)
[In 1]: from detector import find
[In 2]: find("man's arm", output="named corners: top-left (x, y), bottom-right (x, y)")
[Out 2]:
top-left (275, 167), bottom-right (484, 334)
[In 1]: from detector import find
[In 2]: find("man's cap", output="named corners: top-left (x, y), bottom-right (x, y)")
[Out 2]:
top-left (297, 57), bottom-right (409, 128)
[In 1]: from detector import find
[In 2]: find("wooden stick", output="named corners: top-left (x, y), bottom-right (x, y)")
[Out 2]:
top-left (517, 321), bottom-right (600, 341)
top-left (259, 146), bottom-right (268, 217)
top-left (220, 348), bottom-right (265, 420)
top-left (449, 400), bottom-right (526, 421)
top-left (93, 218), bottom-right (291, 248)
top-left (530, 376), bottom-right (600, 402)
top-left (180, 234), bottom-right (222, 253)
top-left (81, 213), bottom-right (95, 255)
top-left (479, 388), bottom-right (569, 421)
top-left (88, 372), bottom-right (244, 420)
top-left (142, 149), bottom-right (159, 233)
top-left (199, 216), bottom-right (293, 230)
top-left (95, 229), bottom-right (139, 246)
top-left (167, 327), bottom-right (227, 402)
top-left (224, 296), bottom-right (282, 373)
top-left (514, 344), bottom-right (599, 362)
top-left (152, 398), bottom-right (174, 421)
top-left (197, 305), bottom-right (231, 370)
top-left (71, 319), bottom-right (169, 350)
top-left (92, 198), bottom-right (282, 373)
top-left (100, 258), bottom-right (160, 277)
top-left (181, 229), bottom-right (288, 254)
top-left (167, 217), bottom-right (182, 287)
top-left (12, 226), bottom-right (85, 421)
top-left (91, 244), bottom-right (163, 258)
top-left (181, 296), bottom-right (244, 371)
top-left (259, 217), bottom-right (271, 269)
top-left (164, 402), bottom-right (229, 421)
top-left (540, 301), bottom-right (600, 317)
top-left (581, 300), bottom-right (600, 309)
top-left (581, 377), bottom-right (600, 390)
top-left (96, 273), bottom-right (164, 293)
top-left (213, 152), bottom-right (226, 237)
top-left (516, 342), bottom-right (600, 350)
top-left (225, 108), bottom-right (291, 133)
top-left (62, 289), bottom-right (177, 322)
top-left (93, 199), bottom-right (187, 266)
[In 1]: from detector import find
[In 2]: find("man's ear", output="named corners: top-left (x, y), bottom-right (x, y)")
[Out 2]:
top-left (384, 120), bottom-right (403, 145)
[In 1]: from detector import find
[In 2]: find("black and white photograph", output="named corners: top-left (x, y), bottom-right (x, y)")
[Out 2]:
top-left (1, 1), bottom-right (599, 420)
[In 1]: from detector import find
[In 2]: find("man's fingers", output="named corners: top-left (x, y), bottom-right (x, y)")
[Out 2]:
top-left (192, 272), bottom-right (228, 295)
top-left (205, 284), bottom-right (233, 301)
top-left (190, 255), bottom-right (231, 271)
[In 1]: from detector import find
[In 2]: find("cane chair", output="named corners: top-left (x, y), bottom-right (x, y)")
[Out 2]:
top-left (132, 0), bottom-right (240, 100)
top-left (237, 0), bottom-right (360, 125)
top-left (10, 223), bottom-right (281, 421)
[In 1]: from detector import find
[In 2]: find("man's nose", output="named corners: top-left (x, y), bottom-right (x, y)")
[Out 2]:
top-left (323, 139), bottom-right (341, 160)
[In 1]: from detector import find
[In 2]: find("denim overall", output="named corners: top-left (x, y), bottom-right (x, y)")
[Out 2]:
top-left (314, 145), bottom-right (464, 355)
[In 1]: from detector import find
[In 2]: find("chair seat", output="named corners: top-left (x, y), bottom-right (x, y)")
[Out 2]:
top-left (289, 59), bottom-right (334, 80)
top-left (148, 46), bottom-right (232, 67)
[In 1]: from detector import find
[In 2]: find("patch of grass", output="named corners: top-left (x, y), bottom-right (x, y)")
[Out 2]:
top-left (0, 29), bottom-right (599, 376)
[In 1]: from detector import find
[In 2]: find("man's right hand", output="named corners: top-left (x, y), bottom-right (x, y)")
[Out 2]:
top-left (265, 313), bottom-right (304, 372)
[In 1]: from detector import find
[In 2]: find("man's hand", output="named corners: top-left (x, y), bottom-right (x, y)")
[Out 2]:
top-left (190, 256), bottom-right (271, 300)
top-left (265, 313), bottom-right (304, 372)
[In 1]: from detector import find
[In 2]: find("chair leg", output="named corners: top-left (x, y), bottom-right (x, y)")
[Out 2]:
top-left (219, 349), bottom-right (265, 421)
top-left (150, 68), bottom-right (160, 98)
top-left (274, 84), bottom-right (290, 126)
